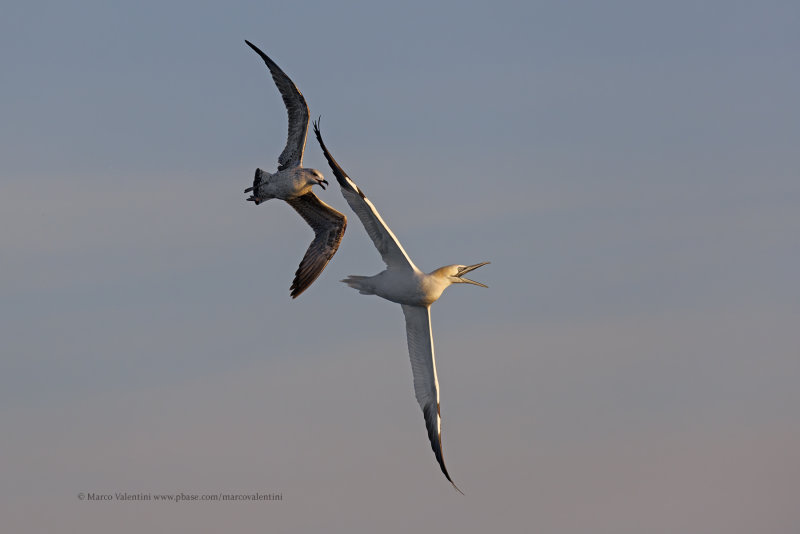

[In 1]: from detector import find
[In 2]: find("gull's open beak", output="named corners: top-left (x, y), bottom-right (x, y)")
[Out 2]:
top-left (456, 261), bottom-right (490, 287)
top-left (319, 179), bottom-right (329, 190)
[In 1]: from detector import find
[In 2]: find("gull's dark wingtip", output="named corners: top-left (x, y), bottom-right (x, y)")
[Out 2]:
top-left (289, 282), bottom-right (305, 299)
top-left (244, 39), bottom-right (259, 55)
top-left (244, 39), bottom-right (273, 66)
top-left (289, 270), bottom-right (311, 299)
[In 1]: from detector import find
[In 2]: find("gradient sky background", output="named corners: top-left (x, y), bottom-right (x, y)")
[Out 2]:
top-left (2, 1), bottom-right (799, 532)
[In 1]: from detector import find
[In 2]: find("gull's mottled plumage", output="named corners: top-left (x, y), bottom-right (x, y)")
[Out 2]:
top-left (243, 41), bottom-right (346, 298)
top-left (314, 120), bottom-right (489, 493)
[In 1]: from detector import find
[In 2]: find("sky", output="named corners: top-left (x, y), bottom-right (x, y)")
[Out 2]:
top-left (2, 0), bottom-right (799, 532)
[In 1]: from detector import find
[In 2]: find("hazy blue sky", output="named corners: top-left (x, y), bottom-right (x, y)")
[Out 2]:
top-left (2, 1), bottom-right (799, 532)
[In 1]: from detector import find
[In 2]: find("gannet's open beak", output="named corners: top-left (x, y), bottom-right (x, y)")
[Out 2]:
top-left (456, 262), bottom-right (490, 287)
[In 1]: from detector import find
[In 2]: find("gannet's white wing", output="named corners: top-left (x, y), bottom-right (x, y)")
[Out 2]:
top-left (401, 304), bottom-right (463, 493)
top-left (313, 120), bottom-right (417, 271)
top-left (245, 40), bottom-right (309, 171)
top-left (285, 192), bottom-right (347, 298)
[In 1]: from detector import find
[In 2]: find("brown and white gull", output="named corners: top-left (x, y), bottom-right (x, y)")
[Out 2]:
top-left (314, 120), bottom-right (489, 493)
top-left (243, 41), bottom-right (346, 298)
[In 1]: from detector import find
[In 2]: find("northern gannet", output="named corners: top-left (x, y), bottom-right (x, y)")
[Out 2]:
top-left (243, 41), bottom-right (346, 298)
top-left (313, 120), bottom-right (489, 493)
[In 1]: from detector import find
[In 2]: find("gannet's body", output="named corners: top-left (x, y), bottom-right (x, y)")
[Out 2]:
top-left (343, 266), bottom-right (464, 307)
top-left (314, 121), bottom-right (489, 493)
top-left (243, 41), bottom-right (346, 298)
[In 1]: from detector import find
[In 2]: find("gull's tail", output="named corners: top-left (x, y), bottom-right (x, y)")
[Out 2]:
top-left (245, 168), bottom-right (270, 203)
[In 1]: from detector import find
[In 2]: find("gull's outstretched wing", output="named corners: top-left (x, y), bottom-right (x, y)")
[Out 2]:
top-left (284, 193), bottom-right (347, 298)
top-left (245, 40), bottom-right (310, 171)
top-left (313, 120), bottom-right (417, 271)
top-left (401, 304), bottom-right (463, 494)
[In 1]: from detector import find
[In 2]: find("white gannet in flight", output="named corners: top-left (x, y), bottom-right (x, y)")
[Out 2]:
top-left (314, 120), bottom-right (489, 493)
top-left (243, 41), bottom-right (346, 298)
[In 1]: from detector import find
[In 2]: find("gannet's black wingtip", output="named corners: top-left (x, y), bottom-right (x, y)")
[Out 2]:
top-left (313, 120), bottom-right (360, 195)
top-left (421, 403), bottom-right (464, 495)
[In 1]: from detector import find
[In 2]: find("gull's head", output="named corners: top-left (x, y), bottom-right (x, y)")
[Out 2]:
top-left (436, 262), bottom-right (490, 288)
top-left (306, 168), bottom-right (328, 190)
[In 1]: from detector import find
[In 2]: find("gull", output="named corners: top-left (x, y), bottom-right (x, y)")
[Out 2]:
top-left (314, 120), bottom-right (489, 493)
top-left (243, 40), bottom-right (346, 298)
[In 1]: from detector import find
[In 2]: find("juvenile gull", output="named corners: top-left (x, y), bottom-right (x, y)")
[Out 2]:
top-left (243, 41), bottom-right (346, 298)
top-left (314, 120), bottom-right (489, 493)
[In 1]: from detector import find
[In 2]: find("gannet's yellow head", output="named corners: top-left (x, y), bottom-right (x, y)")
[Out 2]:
top-left (433, 262), bottom-right (490, 288)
